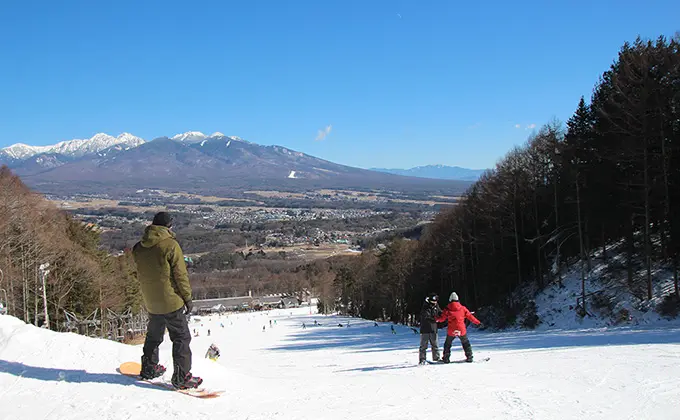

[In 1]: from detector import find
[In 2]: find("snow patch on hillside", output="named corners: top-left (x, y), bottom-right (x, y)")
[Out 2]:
top-left (519, 241), bottom-right (680, 331)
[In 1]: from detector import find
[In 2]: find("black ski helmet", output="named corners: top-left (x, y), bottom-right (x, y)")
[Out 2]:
top-left (426, 293), bottom-right (439, 304)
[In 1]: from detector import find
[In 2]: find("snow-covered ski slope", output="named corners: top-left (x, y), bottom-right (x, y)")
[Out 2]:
top-left (1, 306), bottom-right (680, 420)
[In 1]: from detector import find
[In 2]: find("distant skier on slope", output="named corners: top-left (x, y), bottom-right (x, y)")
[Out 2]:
top-left (132, 211), bottom-right (203, 389)
top-left (205, 344), bottom-right (220, 361)
top-left (419, 293), bottom-right (442, 365)
top-left (436, 292), bottom-right (482, 363)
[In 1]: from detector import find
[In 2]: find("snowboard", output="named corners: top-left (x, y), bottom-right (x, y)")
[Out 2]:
top-left (426, 356), bottom-right (491, 365)
top-left (118, 361), bottom-right (224, 399)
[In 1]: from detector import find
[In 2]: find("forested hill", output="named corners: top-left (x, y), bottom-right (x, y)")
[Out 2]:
top-left (319, 35), bottom-right (680, 326)
top-left (0, 167), bottom-right (141, 328)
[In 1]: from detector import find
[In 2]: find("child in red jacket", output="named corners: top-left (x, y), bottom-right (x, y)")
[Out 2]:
top-left (436, 292), bottom-right (482, 363)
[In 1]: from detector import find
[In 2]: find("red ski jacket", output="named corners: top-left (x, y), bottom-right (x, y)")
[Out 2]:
top-left (436, 301), bottom-right (480, 337)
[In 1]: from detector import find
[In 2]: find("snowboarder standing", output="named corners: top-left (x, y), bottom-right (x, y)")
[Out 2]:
top-left (436, 292), bottom-right (482, 363)
top-left (419, 293), bottom-right (442, 364)
top-left (132, 212), bottom-right (203, 389)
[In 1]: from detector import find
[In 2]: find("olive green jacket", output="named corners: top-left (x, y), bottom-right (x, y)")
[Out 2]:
top-left (132, 225), bottom-right (192, 315)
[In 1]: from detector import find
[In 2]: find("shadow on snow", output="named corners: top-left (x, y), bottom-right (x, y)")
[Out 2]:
top-left (0, 359), bottom-right (162, 392)
top-left (334, 363), bottom-right (419, 373)
top-left (269, 314), bottom-right (680, 355)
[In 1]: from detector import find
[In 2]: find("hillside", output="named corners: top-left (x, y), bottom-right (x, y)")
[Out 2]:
top-left (516, 239), bottom-right (680, 331)
top-left (1, 303), bottom-right (679, 419)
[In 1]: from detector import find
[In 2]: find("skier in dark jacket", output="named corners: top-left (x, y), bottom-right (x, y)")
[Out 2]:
top-left (133, 212), bottom-right (203, 389)
top-left (419, 293), bottom-right (442, 364)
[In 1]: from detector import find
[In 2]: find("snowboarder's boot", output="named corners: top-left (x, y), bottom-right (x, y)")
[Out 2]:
top-left (461, 335), bottom-right (473, 362)
top-left (140, 355), bottom-right (166, 379)
top-left (442, 348), bottom-right (451, 363)
top-left (172, 371), bottom-right (203, 389)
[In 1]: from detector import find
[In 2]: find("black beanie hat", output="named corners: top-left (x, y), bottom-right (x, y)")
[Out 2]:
top-left (152, 212), bottom-right (173, 228)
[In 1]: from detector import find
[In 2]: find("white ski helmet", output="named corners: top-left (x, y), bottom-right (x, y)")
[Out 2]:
top-left (449, 292), bottom-right (459, 302)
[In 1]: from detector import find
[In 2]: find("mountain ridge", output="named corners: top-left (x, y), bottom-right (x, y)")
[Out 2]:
top-left (370, 164), bottom-right (487, 181)
top-left (1, 133), bottom-right (473, 195)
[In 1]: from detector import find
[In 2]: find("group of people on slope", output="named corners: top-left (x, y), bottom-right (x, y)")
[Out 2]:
top-left (418, 291), bottom-right (483, 364)
top-left (131, 210), bottom-right (484, 391)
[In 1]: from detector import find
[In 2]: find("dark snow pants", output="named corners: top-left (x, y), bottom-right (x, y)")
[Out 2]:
top-left (143, 307), bottom-right (192, 376)
top-left (419, 333), bottom-right (440, 362)
top-left (443, 334), bottom-right (472, 361)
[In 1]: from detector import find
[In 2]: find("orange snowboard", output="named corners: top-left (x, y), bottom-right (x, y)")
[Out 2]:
top-left (118, 361), bottom-right (223, 399)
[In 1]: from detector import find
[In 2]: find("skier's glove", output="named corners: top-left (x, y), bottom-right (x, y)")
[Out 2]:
top-left (184, 300), bottom-right (193, 315)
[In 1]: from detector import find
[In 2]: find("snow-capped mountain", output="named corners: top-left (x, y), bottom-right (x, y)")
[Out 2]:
top-left (170, 131), bottom-right (208, 143)
top-left (1, 143), bottom-right (53, 160)
top-left (170, 131), bottom-right (242, 144)
top-left (1, 131), bottom-right (244, 162)
top-left (2, 133), bottom-right (145, 159)
top-left (1, 130), bottom-right (472, 195)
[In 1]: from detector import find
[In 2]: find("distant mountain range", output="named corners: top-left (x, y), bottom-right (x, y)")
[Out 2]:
top-left (370, 165), bottom-right (487, 181)
top-left (0, 132), bottom-right (473, 195)
top-left (1, 133), bottom-right (145, 160)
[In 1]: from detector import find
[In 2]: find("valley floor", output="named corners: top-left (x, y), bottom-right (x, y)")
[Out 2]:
top-left (1, 307), bottom-right (680, 420)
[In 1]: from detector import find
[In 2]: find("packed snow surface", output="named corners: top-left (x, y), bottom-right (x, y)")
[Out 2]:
top-left (1, 306), bottom-right (679, 420)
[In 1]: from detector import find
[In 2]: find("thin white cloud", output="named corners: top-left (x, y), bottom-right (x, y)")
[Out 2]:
top-left (315, 125), bottom-right (332, 141)
top-left (467, 122), bottom-right (482, 130)
top-left (515, 124), bottom-right (521, 129)
top-left (526, 123), bottom-right (536, 130)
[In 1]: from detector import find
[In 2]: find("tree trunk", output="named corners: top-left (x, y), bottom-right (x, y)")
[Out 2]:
top-left (459, 238), bottom-right (466, 300)
top-left (534, 196), bottom-right (543, 288)
top-left (34, 267), bottom-right (39, 326)
top-left (22, 244), bottom-right (28, 323)
top-left (626, 211), bottom-right (635, 287)
top-left (675, 257), bottom-right (679, 297)
top-left (659, 94), bottom-right (671, 261)
top-left (554, 173), bottom-right (561, 283)
top-left (7, 255), bottom-right (15, 315)
top-left (513, 209), bottom-right (522, 289)
top-left (601, 225), bottom-right (607, 263)
top-left (585, 219), bottom-right (592, 272)
top-left (469, 241), bottom-right (478, 304)
top-left (644, 146), bottom-right (652, 300)
top-left (576, 175), bottom-right (586, 314)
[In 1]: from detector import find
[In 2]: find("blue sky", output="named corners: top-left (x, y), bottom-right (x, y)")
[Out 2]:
top-left (0, 1), bottom-right (678, 170)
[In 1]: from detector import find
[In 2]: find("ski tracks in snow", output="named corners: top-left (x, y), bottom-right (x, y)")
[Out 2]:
top-left (495, 389), bottom-right (536, 419)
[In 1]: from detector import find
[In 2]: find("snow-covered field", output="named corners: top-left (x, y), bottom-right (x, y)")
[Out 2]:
top-left (1, 305), bottom-right (680, 420)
